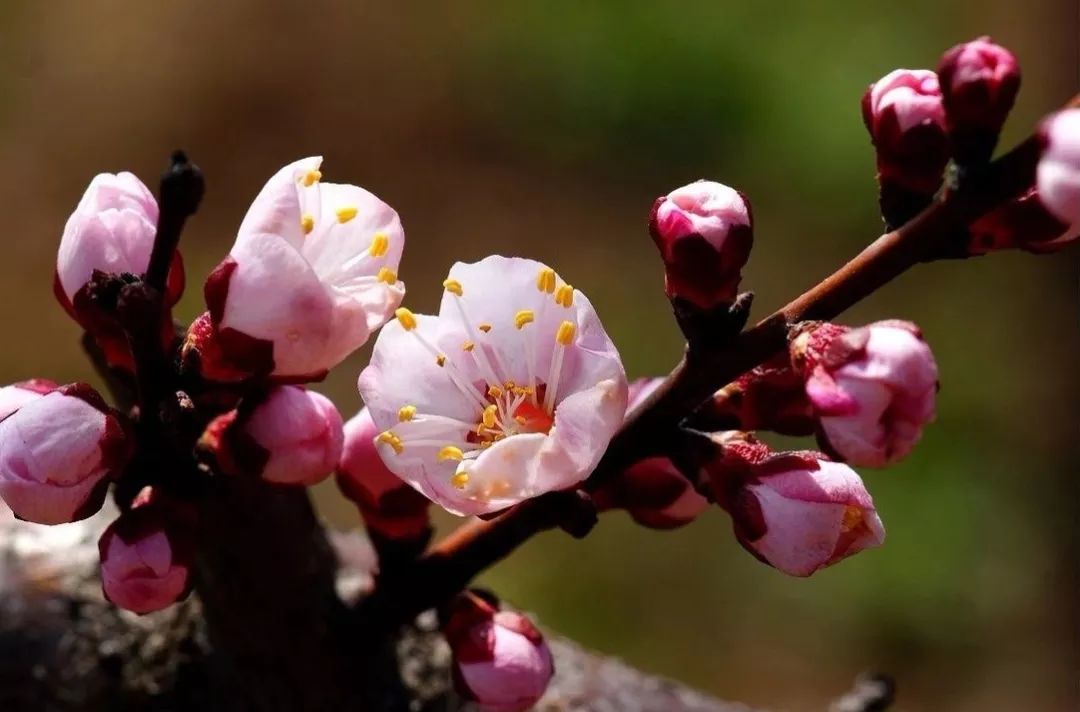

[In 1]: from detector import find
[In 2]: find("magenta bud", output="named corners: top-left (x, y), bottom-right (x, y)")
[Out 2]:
top-left (1036, 109), bottom-right (1080, 235)
top-left (98, 487), bottom-right (194, 614)
top-left (937, 36), bottom-right (1021, 164)
top-left (711, 444), bottom-right (885, 577)
top-left (336, 407), bottom-right (430, 540)
top-left (443, 595), bottom-right (554, 712)
top-left (0, 383), bottom-right (131, 525)
top-left (593, 457), bottom-right (707, 530)
top-left (969, 188), bottom-right (1078, 254)
top-left (201, 386), bottom-right (344, 486)
top-left (648, 181), bottom-right (753, 311)
top-left (862, 69), bottom-right (950, 197)
top-left (792, 321), bottom-right (938, 467)
top-left (698, 354), bottom-right (815, 435)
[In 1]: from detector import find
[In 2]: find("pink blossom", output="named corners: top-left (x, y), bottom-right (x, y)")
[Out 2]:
top-left (792, 321), bottom-right (938, 467)
top-left (54, 172), bottom-right (184, 370)
top-left (710, 444), bottom-right (885, 577)
top-left (201, 157), bottom-right (406, 382)
top-left (336, 407), bottom-right (431, 540)
top-left (444, 596), bottom-right (554, 712)
top-left (98, 488), bottom-right (193, 614)
top-left (862, 69), bottom-right (950, 193)
top-left (968, 188), bottom-right (1078, 254)
top-left (0, 380), bottom-right (58, 422)
top-left (358, 256), bottom-right (628, 517)
top-left (648, 181), bottom-right (753, 310)
top-left (1036, 109), bottom-right (1080, 231)
top-left (0, 384), bottom-right (131, 525)
top-left (201, 386), bottom-right (344, 486)
top-left (937, 37), bottom-right (1021, 163)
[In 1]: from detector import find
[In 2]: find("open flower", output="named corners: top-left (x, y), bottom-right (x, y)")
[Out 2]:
top-left (200, 157), bottom-right (405, 381)
top-left (358, 256), bottom-right (627, 516)
top-left (54, 172), bottom-right (184, 369)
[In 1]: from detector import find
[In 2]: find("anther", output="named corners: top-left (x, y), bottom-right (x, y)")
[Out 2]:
top-left (462, 341), bottom-right (475, 352)
top-left (377, 431), bottom-right (404, 455)
top-left (556, 320), bottom-right (576, 346)
top-left (443, 279), bottom-right (463, 296)
top-left (436, 354), bottom-right (447, 367)
top-left (301, 169), bottom-right (322, 187)
top-left (377, 267), bottom-right (397, 283)
top-left (336, 206), bottom-right (358, 223)
top-left (487, 385), bottom-right (503, 398)
top-left (514, 310), bottom-right (535, 329)
top-left (398, 405), bottom-right (416, 422)
top-left (450, 471), bottom-right (470, 489)
top-left (369, 233), bottom-right (389, 257)
top-left (554, 284), bottom-right (574, 308)
top-left (395, 308), bottom-right (417, 331)
top-left (438, 446), bottom-right (465, 462)
top-left (478, 323), bottom-right (493, 333)
top-left (536, 268), bottom-right (556, 294)
top-left (301, 214), bottom-right (315, 234)
top-left (482, 404), bottom-right (498, 429)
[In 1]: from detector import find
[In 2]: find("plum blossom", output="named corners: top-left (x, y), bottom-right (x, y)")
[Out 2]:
top-left (1036, 109), bottom-right (1080, 232)
top-left (792, 321), bottom-right (938, 467)
top-left (0, 384), bottom-right (131, 524)
top-left (336, 407), bottom-right (431, 540)
top-left (199, 157), bottom-right (405, 381)
top-left (648, 181), bottom-right (753, 310)
top-left (358, 256), bottom-right (628, 517)
top-left (54, 172), bottom-right (184, 369)
top-left (0, 380), bottom-right (58, 422)
top-left (937, 36), bottom-right (1021, 163)
top-left (444, 595), bottom-right (554, 712)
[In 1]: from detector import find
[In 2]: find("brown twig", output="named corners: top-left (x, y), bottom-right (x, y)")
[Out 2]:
top-left (357, 93), bottom-right (1080, 633)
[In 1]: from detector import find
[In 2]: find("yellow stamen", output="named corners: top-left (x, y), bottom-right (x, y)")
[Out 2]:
top-left (554, 284), bottom-right (574, 308)
top-left (395, 307), bottom-right (417, 331)
top-left (514, 310), bottom-right (535, 329)
top-left (478, 323), bottom-right (492, 333)
top-left (438, 446), bottom-right (465, 462)
top-left (398, 405), bottom-right (416, 422)
top-left (336, 206), bottom-right (358, 223)
top-left (436, 354), bottom-right (447, 367)
top-left (369, 233), bottom-right (389, 257)
top-left (300, 169), bottom-right (322, 187)
top-left (536, 267), bottom-right (556, 294)
top-left (443, 279), bottom-right (463, 296)
top-left (487, 385), bottom-right (503, 398)
top-left (301, 213), bottom-right (315, 234)
top-left (515, 415), bottom-right (527, 425)
top-left (377, 431), bottom-right (403, 455)
top-left (462, 340), bottom-right (475, 352)
top-left (482, 404), bottom-right (498, 429)
top-left (450, 471), bottom-right (470, 489)
top-left (556, 320), bottom-right (576, 346)
top-left (377, 267), bottom-right (397, 283)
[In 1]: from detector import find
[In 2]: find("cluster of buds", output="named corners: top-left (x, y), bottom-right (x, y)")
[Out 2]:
top-left (442, 592), bottom-right (554, 711)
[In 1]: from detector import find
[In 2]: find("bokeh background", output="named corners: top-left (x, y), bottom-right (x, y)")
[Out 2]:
top-left (0, 2), bottom-right (1076, 710)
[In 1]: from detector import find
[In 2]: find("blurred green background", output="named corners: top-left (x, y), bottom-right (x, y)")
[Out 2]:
top-left (0, 2), bottom-right (1076, 710)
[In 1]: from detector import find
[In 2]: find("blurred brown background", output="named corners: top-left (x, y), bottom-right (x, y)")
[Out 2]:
top-left (0, 2), bottom-right (1077, 710)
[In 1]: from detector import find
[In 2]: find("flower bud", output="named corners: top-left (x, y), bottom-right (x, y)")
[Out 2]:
top-left (648, 181), bottom-right (753, 310)
top-left (201, 386), bottom-right (344, 486)
top-left (695, 354), bottom-right (814, 435)
top-left (968, 188), bottom-right (1078, 254)
top-left (0, 384), bottom-right (131, 524)
top-left (54, 172), bottom-right (184, 370)
top-left (791, 321), bottom-right (938, 467)
top-left (0, 379), bottom-right (58, 422)
top-left (937, 37), bottom-right (1021, 164)
top-left (98, 488), bottom-right (193, 614)
top-left (443, 595), bottom-right (554, 712)
top-left (336, 407), bottom-right (430, 540)
top-left (1036, 109), bottom-right (1080, 232)
top-left (593, 457), bottom-right (707, 530)
top-left (862, 69), bottom-right (950, 213)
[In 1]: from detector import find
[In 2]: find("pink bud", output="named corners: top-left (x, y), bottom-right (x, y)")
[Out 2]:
top-left (937, 37), bottom-right (1021, 164)
top-left (98, 488), bottom-right (193, 614)
top-left (0, 384), bottom-right (131, 524)
top-left (593, 457), bottom-right (707, 530)
top-left (336, 407), bottom-right (430, 540)
top-left (697, 354), bottom-right (815, 435)
top-left (54, 172), bottom-right (184, 370)
top-left (1036, 109), bottom-right (1080, 232)
top-left (0, 379), bottom-right (58, 422)
top-left (202, 157), bottom-right (406, 381)
top-left (862, 70), bottom-right (950, 194)
top-left (709, 441), bottom-right (885, 577)
top-left (968, 188), bottom-right (1078, 254)
top-left (792, 321), bottom-right (938, 467)
top-left (201, 386), bottom-right (344, 486)
top-left (649, 181), bottom-right (753, 310)
top-left (444, 596), bottom-right (554, 712)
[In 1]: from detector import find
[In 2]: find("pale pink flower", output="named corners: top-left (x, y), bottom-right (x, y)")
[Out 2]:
top-left (0, 380), bottom-right (58, 422)
top-left (793, 321), bottom-right (938, 467)
top-left (201, 386), bottom-right (344, 486)
top-left (98, 488), bottom-right (192, 614)
top-left (862, 69), bottom-right (950, 193)
top-left (336, 407), bottom-right (430, 540)
top-left (1036, 109), bottom-right (1080, 231)
top-left (648, 181), bottom-right (753, 310)
top-left (54, 172), bottom-right (184, 369)
top-left (937, 36), bottom-right (1021, 163)
top-left (202, 157), bottom-right (406, 381)
top-left (444, 596), bottom-right (554, 712)
top-left (711, 447), bottom-right (885, 577)
top-left (358, 256), bottom-right (628, 517)
top-left (0, 384), bottom-right (131, 525)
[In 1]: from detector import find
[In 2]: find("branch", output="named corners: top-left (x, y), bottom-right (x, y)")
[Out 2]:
top-left (359, 93), bottom-right (1080, 632)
